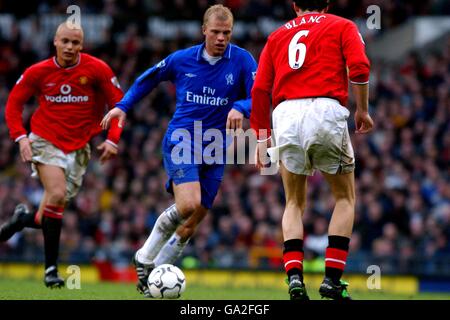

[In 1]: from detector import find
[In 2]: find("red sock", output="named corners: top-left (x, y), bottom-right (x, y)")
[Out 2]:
top-left (283, 239), bottom-right (304, 280)
top-left (43, 205), bottom-right (64, 219)
top-left (283, 251), bottom-right (304, 274)
top-left (34, 212), bottom-right (41, 226)
top-left (325, 247), bottom-right (348, 283)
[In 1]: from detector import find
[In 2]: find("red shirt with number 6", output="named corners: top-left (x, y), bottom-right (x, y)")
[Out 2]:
top-left (251, 13), bottom-right (370, 139)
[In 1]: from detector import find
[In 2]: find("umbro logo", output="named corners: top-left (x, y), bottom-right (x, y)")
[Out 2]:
top-left (16, 75), bottom-right (23, 84)
top-left (185, 73), bottom-right (197, 78)
top-left (156, 59), bottom-right (166, 68)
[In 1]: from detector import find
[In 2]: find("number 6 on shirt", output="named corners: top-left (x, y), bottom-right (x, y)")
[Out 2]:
top-left (288, 30), bottom-right (309, 70)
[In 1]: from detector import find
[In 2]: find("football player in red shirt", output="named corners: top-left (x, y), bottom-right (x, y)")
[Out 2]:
top-left (1, 22), bottom-right (123, 288)
top-left (250, 0), bottom-right (373, 300)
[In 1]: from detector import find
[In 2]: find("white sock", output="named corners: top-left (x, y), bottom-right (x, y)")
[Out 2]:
top-left (153, 232), bottom-right (189, 266)
top-left (136, 204), bottom-right (183, 264)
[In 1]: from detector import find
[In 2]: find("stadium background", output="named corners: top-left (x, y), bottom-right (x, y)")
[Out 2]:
top-left (0, 0), bottom-right (449, 297)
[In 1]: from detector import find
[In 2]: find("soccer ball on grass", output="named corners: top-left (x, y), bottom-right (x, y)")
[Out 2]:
top-left (147, 264), bottom-right (186, 299)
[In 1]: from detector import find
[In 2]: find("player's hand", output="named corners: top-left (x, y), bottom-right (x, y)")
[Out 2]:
top-left (97, 141), bottom-right (118, 164)
top-left (354, 111), bottom-right (374, 134)
top-left (101, 107), bottom-right (126, 130)
top-left (255, 139), bottom-right (271, 170)
top-left (18, 137), bottom-right (33, 162)
top-left (226, 108), bottom-right (244, 131)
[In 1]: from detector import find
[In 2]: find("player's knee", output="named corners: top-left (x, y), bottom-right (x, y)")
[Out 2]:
top-left (286, 198), bottom-right (306, 213)
top-left (177, 199), bottom-right (202, 217)
top-left (177, 224), bottom-right (196, 240)
top-left (194, 208), bottom-right (208, 222)
top-left (47, 189), bottom-right (66, 206)
top-left (334, 188), bottom-right (355, 205)
top-left (337, 197), bottom-right (355, 210)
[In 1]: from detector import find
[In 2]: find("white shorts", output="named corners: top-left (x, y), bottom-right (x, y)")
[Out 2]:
top-left (268, 98), bottom-right (355, 176)
top-left (29, 132), bottom-right (91, 201)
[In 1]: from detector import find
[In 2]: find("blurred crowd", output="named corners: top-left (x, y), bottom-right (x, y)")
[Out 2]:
top-left (1, 0), bottom-right (450, 23)
top-left (0, 0), bottom-right (449, 276)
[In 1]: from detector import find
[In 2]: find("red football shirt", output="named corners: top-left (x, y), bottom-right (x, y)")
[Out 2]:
top-left (5, 53), bottom-right (123, 153)
top-left (251, 13), bottom-right (370, 139)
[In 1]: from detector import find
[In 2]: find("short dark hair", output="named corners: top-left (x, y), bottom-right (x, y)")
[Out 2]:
top-left (293, 0), bottom-right (329, 11)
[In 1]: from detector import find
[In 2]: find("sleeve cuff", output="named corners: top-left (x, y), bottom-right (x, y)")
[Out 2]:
top-left (232, 105), bottom-right (243, 113)
top-left (257, 136), bottom-right (271, 143)
top-left (105, 140), bottom-right (118, 148)
top-left (350, 80), bottom-right (369, 85)
top-left (15, 134), bottom-right (27, 143)
top-left (232, 105), bottom-right (247, 118)
top-left (232, 100), bottom-right (251, 119)
top-left (116, 104), bottom-right (128, 113)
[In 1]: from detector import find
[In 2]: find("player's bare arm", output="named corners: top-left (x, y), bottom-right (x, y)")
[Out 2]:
top-left (97, 141), bottom-right (118, 164)
top-left (226, 108), bottom-right (244, 130)
top-left (101, 107), bottom-right (126, 130)
top-left (255, 138), bottom-right (271, 170)
top-left (18, 137), bottom-right (33, 162)
top-left (351, 83), bottom-right (374, 134)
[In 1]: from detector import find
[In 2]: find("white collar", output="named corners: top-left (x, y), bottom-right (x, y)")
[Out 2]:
top-left (202, 49), bottom-right (222, 65)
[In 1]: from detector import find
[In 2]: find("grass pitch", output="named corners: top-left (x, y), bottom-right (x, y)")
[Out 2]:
top-left (0, 277), bottom-right (449, 300)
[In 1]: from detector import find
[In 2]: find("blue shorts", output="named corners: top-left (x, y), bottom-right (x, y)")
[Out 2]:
top-left (162, 135), bottom-right (225, 209)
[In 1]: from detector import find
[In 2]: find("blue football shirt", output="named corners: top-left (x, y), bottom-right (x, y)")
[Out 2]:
top-left (117, 43), bottom-right (257, 137)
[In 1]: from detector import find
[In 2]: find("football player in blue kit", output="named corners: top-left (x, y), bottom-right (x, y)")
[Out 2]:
top-left (101, 4), bottom-right (257, 297)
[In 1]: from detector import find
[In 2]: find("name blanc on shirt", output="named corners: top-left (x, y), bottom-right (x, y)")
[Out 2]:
top-left (284, 15), bottom-right (326, 29)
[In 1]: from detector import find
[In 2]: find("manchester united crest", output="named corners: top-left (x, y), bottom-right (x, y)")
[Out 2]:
top-left (79, 76), bottom-right (88, 85)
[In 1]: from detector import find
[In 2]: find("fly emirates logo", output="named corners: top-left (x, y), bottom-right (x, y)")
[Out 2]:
top-left (186, 86), bottom-right (229, 106)
top-left (45, 84), bottom-right (89, 103)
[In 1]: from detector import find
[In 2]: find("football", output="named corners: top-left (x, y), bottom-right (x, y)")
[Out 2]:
top-left (147, 264), bottom-right (186, 299)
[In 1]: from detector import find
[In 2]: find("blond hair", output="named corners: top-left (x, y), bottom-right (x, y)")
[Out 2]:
top-left (203, 4), bottom-right (234, 27)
